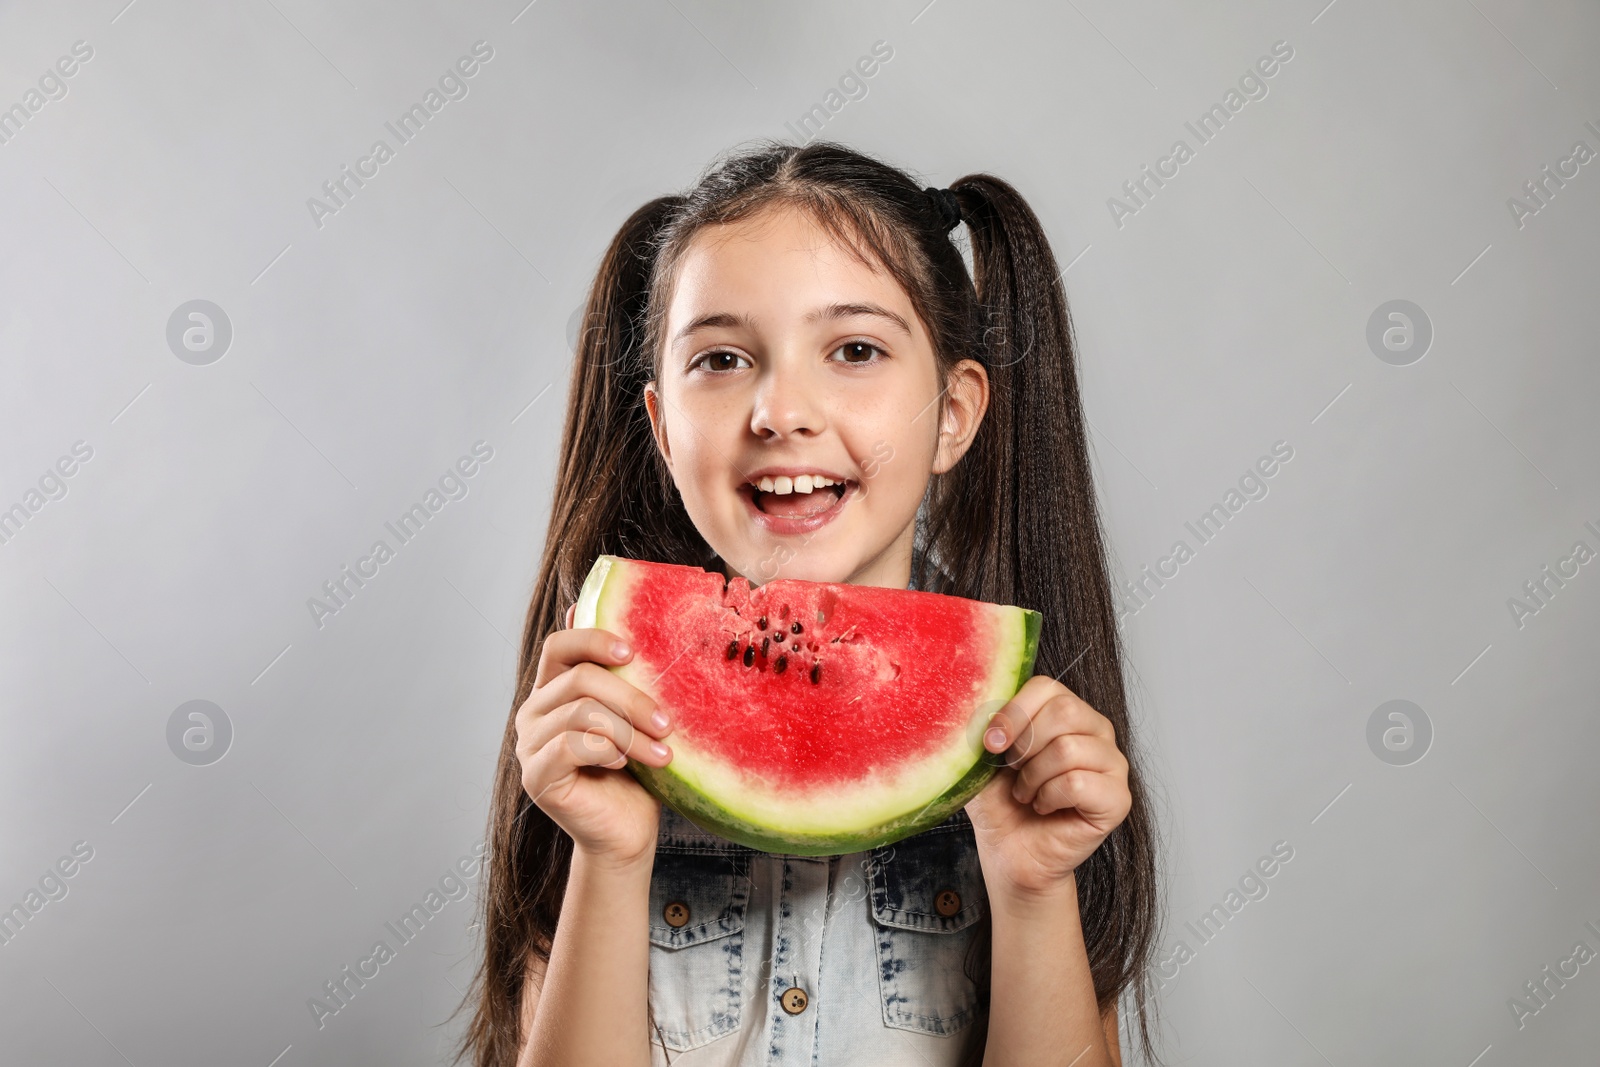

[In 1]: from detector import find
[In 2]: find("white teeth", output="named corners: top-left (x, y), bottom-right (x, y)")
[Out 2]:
top-left (750, 474), bottom-right (842, 494)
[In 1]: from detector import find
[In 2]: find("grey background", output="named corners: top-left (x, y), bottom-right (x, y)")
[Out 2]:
top-left (2, 0), bottom-right (1596, 1064)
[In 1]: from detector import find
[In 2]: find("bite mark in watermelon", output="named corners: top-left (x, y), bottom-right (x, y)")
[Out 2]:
top-left (573, 555), bottom-right (1042, 855)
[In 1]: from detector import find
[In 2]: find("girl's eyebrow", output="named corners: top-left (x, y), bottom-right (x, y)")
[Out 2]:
top-left (672, 302), bottom-right (912, 346)
top-left (806, 302), bottom-right (912, 338)
top-left (673, 311), bottom-right (750, 346)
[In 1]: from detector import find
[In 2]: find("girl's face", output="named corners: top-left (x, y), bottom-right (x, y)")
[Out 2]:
top-left (644, 204), bottom-right (988, 589)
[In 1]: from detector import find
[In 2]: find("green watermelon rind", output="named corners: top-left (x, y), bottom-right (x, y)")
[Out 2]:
top-left (574, 555), bottom-right (1043, 856)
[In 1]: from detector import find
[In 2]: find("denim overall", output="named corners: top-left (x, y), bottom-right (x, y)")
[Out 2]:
top-left (646, 557), bottom-right (987, 1066)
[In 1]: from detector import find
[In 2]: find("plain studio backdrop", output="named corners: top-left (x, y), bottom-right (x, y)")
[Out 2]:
top-left (2, 1), bottom-right (1597, 1064)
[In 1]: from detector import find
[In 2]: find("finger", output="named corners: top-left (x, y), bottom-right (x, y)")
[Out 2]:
top-left (1011, 733), bottom-right (1126, 805)
top-left (1048, 690), bottom-right (1114, 743)
top-left (565, 602), bottom-right (576, 629)
top-left (525, 660), bottom-right (670, 741)
top-left (1032, 769), bottom-right (1131, 822)
top-left (522, 697), bottom-right (673, 771)
top-left (522, 727), bottom-right (629, 808)
top-left (535, 626), bottom-right (634, 689)
top-left (997, 694), bottom-right (1075, 765)
top-left (562, 699), bottom-right (673, 771)
top-left (981, 675), bottom-right (1058, 755)
top-left (523, 654), bottom-right (668, 741)
top-left (984, 681), bottom-right (1111, 757)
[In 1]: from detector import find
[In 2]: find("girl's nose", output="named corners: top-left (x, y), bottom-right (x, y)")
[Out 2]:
top-left (750, 359), bottom-right (826, 439)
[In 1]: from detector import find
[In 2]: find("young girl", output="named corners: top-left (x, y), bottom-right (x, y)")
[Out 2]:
top-left (454, 140), bottom-right (1160, 1067)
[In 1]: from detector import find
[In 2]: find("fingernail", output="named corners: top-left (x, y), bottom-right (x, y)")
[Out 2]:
top-left (613, 641), bottom-right (631, 658)
top-left (650, 741), bottom-right (670, 760)
top-left (650, 709), bottom-right (670, 732)
top-left (985, 727), bottom-right (1007, 750)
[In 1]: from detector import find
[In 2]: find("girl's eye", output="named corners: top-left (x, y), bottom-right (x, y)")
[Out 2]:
top-left (691, 342), bottom-right (884, 372)
top-left (692, 350), bottom-right (751, 373)
top-left (830, 340), bottom-right (885, 364)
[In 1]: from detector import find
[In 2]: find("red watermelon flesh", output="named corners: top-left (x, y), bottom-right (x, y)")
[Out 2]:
top-left (573, 555), bottom-right (1042, 855)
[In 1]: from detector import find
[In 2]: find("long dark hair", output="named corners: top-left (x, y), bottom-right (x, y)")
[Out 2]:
top-left (451, 138), bottom-right (1164, 1067)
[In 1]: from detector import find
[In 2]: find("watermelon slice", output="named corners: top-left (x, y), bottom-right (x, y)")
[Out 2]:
top-left (572, 555), bottom-right (1042, 855)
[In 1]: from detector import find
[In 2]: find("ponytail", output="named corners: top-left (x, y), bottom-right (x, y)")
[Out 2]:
top-left (453, 194), bottom-right (710, 1067)
top-left (928, 174), bottom-right (1163, 1064)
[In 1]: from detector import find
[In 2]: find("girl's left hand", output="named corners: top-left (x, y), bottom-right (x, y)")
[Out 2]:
top-left (964, 675), bottom-right (1131, 899)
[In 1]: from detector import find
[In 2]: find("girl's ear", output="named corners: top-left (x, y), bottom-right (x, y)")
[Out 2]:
top-left (931, 359), bottom-right (989, 475)
top-left (644, 380), bottom-right (673, 471)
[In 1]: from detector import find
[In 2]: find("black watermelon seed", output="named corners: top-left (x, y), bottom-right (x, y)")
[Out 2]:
top-left (757, 615), bottom-right (767, 630)
top-left (743, 644), bottom-right (755, 667)
top-left (726, 639), bottom-right (739, 660)
top-left (761, 636), bottom-right (770, 657)
top-left (810, 661), bottom-right (821, 684)
top-left (791, 621), bottom-right (803, 634)
top-left (792, 641), bottom-right (800, 653)
top-left (774, 654), bottom-right (787, 674)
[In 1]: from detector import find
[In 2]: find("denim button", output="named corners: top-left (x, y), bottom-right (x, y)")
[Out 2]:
top-left (867, 812), bottom-right (987, 1037)
top-left (780, 986), bottom-right (809, 1014)
top-left (647, 813), bottom-right (755, 1052)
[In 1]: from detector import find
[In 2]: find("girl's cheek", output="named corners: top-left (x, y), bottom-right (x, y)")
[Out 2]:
top-left (860, 440), bottom-right (896, 480)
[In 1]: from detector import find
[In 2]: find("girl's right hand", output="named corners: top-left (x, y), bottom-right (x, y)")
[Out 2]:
top-left (515, 602), bottom-right (674, 868)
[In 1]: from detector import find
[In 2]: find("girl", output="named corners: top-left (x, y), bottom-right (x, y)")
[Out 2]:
top-left (454, 140), bottom-right (1161, 1067)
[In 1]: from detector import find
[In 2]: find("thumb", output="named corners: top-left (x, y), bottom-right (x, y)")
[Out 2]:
top-left (964, 767), bottom-right (1015, 828)
top-left (565, 602), bottom-right (576, 629)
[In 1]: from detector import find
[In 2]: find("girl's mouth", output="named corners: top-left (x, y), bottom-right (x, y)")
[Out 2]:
top-left (739, 479), bottom-right (854, 534)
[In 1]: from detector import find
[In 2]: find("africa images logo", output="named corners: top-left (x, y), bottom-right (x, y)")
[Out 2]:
top-left (306, 441), bottom-right (494, 629)
top-left (305, 41), bottom-right (495, 229)
top-left (1106, 40), bottom-right (1295, 229)
top-left (1116, 441), bottom-right (1295, 623)
top-left (306, 843), bottom-right (487, 1030)
top-left (0, 39), bottom-right (94, 148)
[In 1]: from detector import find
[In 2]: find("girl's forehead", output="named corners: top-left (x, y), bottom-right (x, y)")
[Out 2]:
top-left (668, 207), bottom-right (905, 316)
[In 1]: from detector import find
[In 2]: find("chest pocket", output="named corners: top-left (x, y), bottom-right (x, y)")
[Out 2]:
top-left (647, 807), bottom-right (754, 1053)
top-left (867, 809), bottom-right (988, 1037)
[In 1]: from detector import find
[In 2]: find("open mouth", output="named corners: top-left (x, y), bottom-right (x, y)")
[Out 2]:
top-left (747, 481), bottom-right (848, 517)
top-left (738, 476), bottom-right (856, 533)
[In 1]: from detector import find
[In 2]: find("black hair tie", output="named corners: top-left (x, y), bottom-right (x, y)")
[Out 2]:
top-left (924, 186), bottom-right (962, 233)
